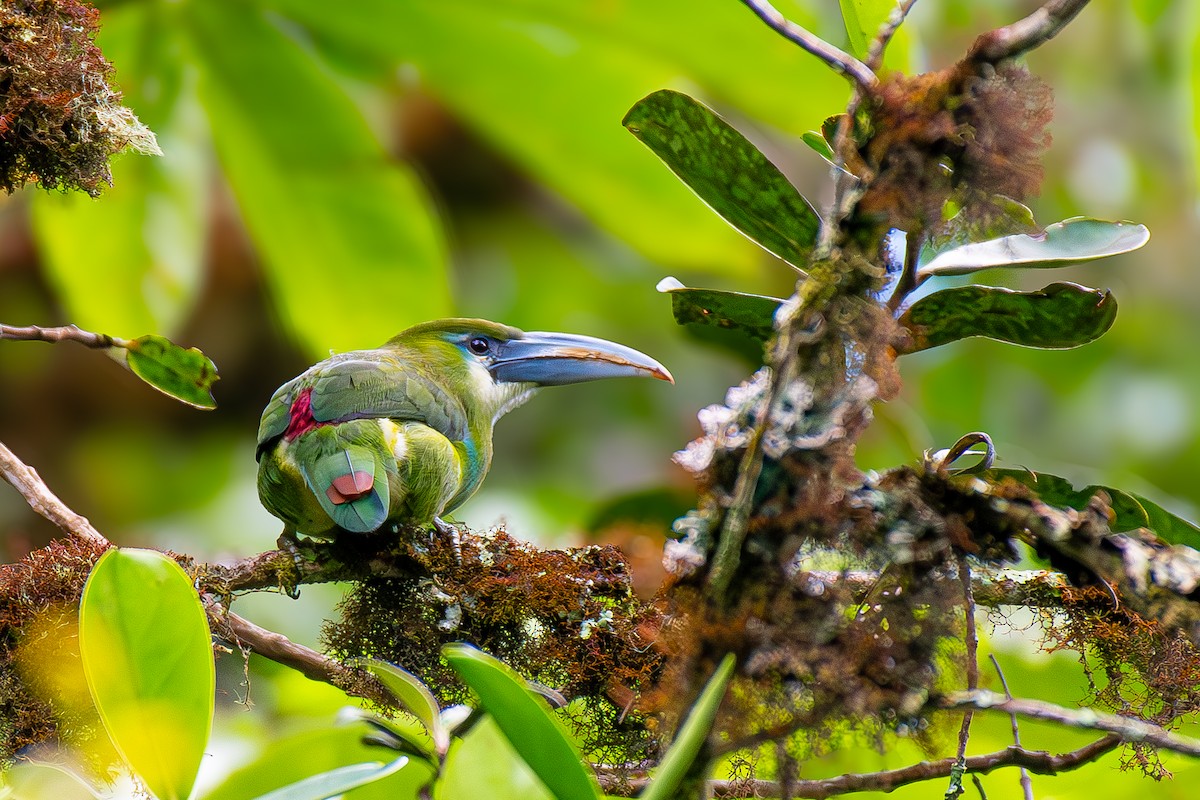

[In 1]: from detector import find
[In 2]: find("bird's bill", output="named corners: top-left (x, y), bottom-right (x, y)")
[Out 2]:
top-left (489, 331), bottom-right (674, 386)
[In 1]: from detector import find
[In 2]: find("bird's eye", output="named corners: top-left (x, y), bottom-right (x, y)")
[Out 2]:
top-left (467, 337), bottom-right (491, 355)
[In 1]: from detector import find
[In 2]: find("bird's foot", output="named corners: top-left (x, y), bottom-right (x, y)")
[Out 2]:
top-left (276, 531), bottom-right (306, 599)
top-left (433, 517), bottom-right (463, 565)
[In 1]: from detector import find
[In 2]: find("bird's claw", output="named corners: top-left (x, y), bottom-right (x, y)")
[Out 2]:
top-left (276, 531), bottom-right (305, 599)
top-left (433, 517), bottom-right (463, 565)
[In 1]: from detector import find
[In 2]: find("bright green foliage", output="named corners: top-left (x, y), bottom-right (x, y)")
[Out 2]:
top-left (248, 757), bottom-right (411, 800)
top-left (443, 644), bottom-right (602, 800)
top-left (624, 89), bottom-right (820, 270)
top-left (838, 0), bottom-right (894, 59)
top-left (639, 654), bottom-right (735, 800)
top-left (117, 334), bottom-right (219, 410)
top-left (983, 468), bottom-right (1200, 550)
top-left (359, 659), bottom-right (448, 757)
top-left (899, 282), bottom-right (1118, 352)
top-left (78, 548), bottom-right (214, 800)
top-left (439, 717), bottom-right (554, 800)
top-left (918, 218), bottom-right (1150, 279)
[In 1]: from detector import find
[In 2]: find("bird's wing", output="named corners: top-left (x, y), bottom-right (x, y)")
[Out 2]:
top-left (256, 378), bottom-right (299, 457)
top-left (307, 355), bottom-right (469, 441)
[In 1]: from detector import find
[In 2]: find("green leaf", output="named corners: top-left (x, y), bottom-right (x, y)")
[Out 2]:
top-left (182, 0), bottom-right (451, 359)
top-left (624, 90), bottom-right (820, 270)
top-left (918, 218), bottom-right (1150, 279)
top-left (439, 718), bottom-right (553, 800)
top-left (31, 2), bottom-right (209, 339)
top-left (356, 659), bottom-right (447, 756)
top-left (78, 549), bottom-right (214, 800)
top-left (250, 757), bottom-right (410, 800)
top-left (839, 0), bottom-right (893, 59)
top-left (2, 762), bottom-right (103, 800)
top-left (443, 644), bottom-right (601, 800)
top-left (981, 469), bottom-right (1200, 550)
top-left (801, 131), bottom-right (836, 164)
top-left (898, 282), bottom-right (1117, 353)
top-left (640, 654), bottom-right (735, 800)
top-left (114, 334), bottom-right (219, 410)
top-left (203, 721), bottom-right (435, 800)
top-left (657, 277), bottom-right (784, 342)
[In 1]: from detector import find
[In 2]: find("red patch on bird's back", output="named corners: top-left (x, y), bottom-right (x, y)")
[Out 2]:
top-left (284, 387), bottom-right (319, 441)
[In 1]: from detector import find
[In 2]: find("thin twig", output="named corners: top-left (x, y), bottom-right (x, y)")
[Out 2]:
top-left (0, 440), bottom-right (109, 547)
top-left (949, 553), bottom-right (979, 799)
top-left (865, 0), bottom-right (919, 72)
top-left (602, 736), bottom-right (1122, 797)
top-left (989, 654), bottom-right (1034, 800)
top-left (0, 322), bottom-right (118, 349)
top-left (737, 0), bottom-right (877, 91)
top-left (945, 691), bottom-right (1200, 758)
top-left (887, 225), bottom-right (923, 312)
top-left (968, 0), bottom-right (1092, 63)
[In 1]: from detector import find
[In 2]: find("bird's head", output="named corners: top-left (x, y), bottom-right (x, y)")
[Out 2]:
top-left (386, 318), bottom-right (673, 421)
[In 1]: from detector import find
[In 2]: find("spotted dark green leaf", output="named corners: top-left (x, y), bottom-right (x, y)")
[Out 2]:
top-left (898, 282), bottom-right (1117, 354)
top-left (624, 90), bottom-right (819, 269)
top-left (981, 468), bottom-right (1200, 550)
top-left (657, 277), bottom-right (783, 360)
top-left (115, 334), bottom-right (219, 409)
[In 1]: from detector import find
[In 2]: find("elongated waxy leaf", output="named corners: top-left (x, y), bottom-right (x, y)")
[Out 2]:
top-left (982, 469), bottom-right (1200, 550)
top-left (640, 654), bottom-right (735, 800)
top-left (249, 757), bottom-right (409, 800)
top-left (657, 277), bottom-right (784, 342)
top-left (898, 282), bottom-right (1117, 353)
top-left (624, 90), bottom-right (820, 269)
top-left (801, 131), bottom-right (836, 164)
top-left (357, 658), bottom-right (447, 756)
top-left (918, 218), bottom-right (1149, 279)
top-left (111, 334), bottom-right (218, 409)
top-left (443, 644), bottom-right (601, 800)
top-left (79, 549), bottom-right (214, 800)
top-left (182, 0), bottom-right (451, 359)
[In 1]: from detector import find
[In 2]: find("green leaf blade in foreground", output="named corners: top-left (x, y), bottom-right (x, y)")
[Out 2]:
top-left (898, 282), bottom-right (1117, 354)
top-left (249, 757), bottom-right (410, 800)
top-left (357, 658), bottom-right (447, 756)
top-left (918, 218), bottom-right (1150, 279)
top-left (443, 644), bottom-right (601, 800)
top-left (624, 90), bottom-right (820, 269)
top-left (981, 468), bottom-right (1200, 551)
top-left (79, 549), bottom-right (214, 800)
top-left (640, 654), bottom-right (735, 800)
top-left (657, 278), bottom-right (784, 342)
top-left (118, 334), bottom-right (219, 409)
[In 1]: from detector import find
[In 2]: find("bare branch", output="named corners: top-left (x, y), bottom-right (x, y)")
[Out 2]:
top-left (865, 0), bottom-right (919, 72)
top-left (0, 440), bottom-right (109, 547)
top-left (945, 691), bottom-right (1200, 758)
top-left (0, 322), bottom-right (118, 349)
top-left (603, 736), bottom-right (1122, 797)
top-left (736, 0), bottom-right (877, 91)
top-left (989, 654), bottom-right (1034, 800)
top-left (949, 554), bottom-right (979, 798)
top-left (968, 0), bottom-right (1091, 63)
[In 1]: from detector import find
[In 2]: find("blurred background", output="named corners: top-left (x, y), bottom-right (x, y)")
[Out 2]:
top-left (2, 0), bottom-right (1199, 796)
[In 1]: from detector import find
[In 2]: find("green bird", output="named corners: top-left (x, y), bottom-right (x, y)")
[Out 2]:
top-left (256, 318), bottom-right (673, 539)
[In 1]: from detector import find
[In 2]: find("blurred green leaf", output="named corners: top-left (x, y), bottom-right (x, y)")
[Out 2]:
top-left (898, 282), bottom-right (1117, 353)
top-left (443, 644), bottom-right (601, 800)
top-left (640, 653), bottom-right (735, 800)
top-left (182, 0), bottom-right (450, 359)
top-left (2, 762), bottom-right (102, 800)
top-left (982, 468), bottom-right (1200, 550)
top-left (625, 89), bottom-right (820, 270)
top-left (203, 722), bottom-right (435, 800)
top-left (839, 0), bottom-right (892, 59)
top-left (801, 131), bottom-right (836, 163)
top-left (439, 717), bottom-right (553, 800)
top-left (657, 277), bottom-right (783, 341)
top-left (78, 548), bottom-right (214, 800)
top-left (586, 486), bottom-right (694, 535)
top-left (357, 659), bottom-right (447, 756)
top-left (114, 334), bottom-right (219, 410)
top-left (31, 2), bottom-right (209, 338)
top-left (250, 757), bottom-right (410, 800)
top-left (918, 218), bottom-right (1150, 279)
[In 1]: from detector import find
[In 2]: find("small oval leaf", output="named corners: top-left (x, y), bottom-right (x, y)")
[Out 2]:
top-left (119, 334), bottom-right (218, 409)
top-left (898, 282), bottom-right (1117, 353)
top-left (657, 278), bottom-right (784, 342)
top-left (640, 654), bottom-right (735, 800)
top-left (356, 658), bottom-right (447, 756)
top-left (800, 131), bottom-right (835, 164)
top-left (625, 90), bottom-right (820, 270)
top-left (79, 548), bottom-right (214, 800)
top-left (443, 644), bottom-right (601, 800)
top-left (918, 218), bottom-right (1150, 279)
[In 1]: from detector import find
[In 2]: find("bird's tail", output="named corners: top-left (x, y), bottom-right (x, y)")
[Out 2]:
top-left (302, 446), bottom-right (390, 533)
